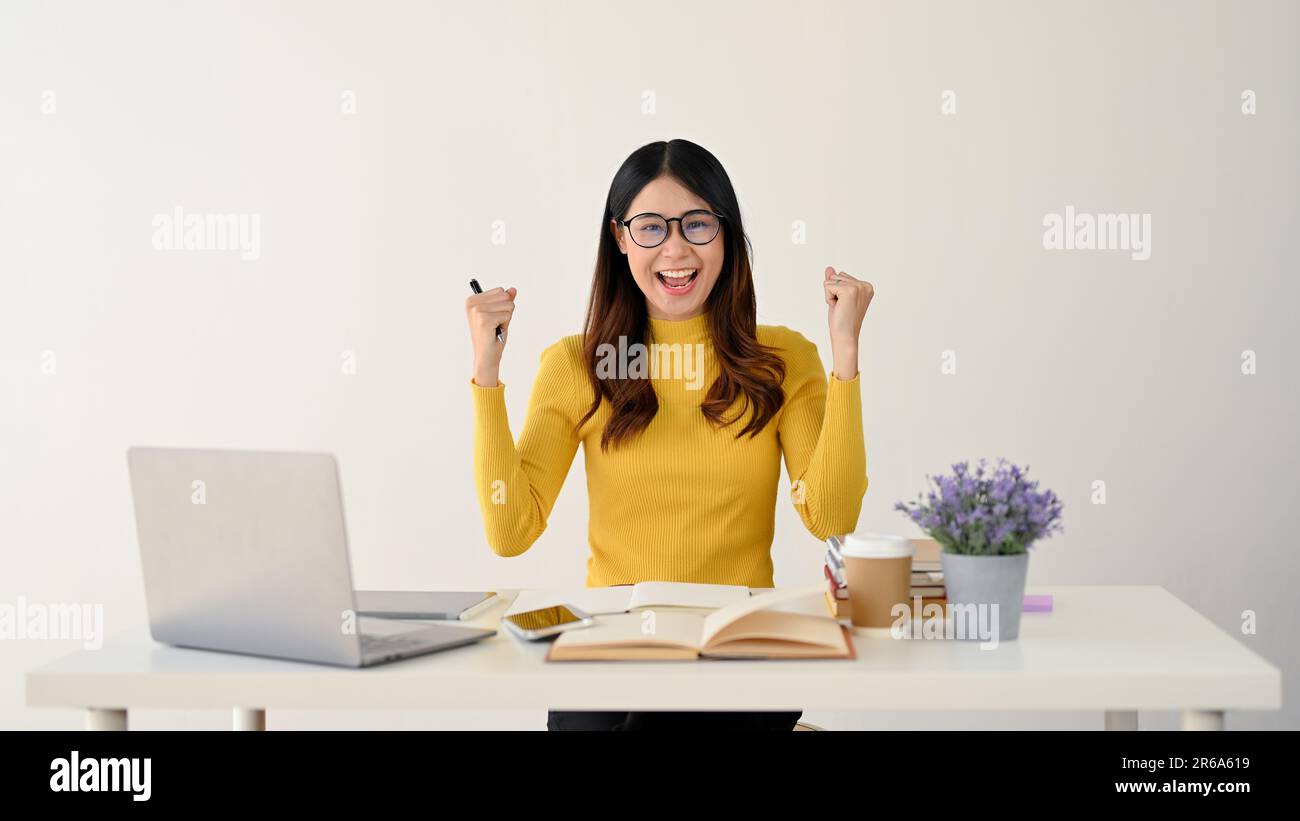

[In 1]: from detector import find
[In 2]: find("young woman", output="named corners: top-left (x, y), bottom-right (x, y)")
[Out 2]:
top-left (465, 139), bottom-right (872, 731)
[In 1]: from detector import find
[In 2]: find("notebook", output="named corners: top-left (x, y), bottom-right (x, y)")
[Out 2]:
top-left (544, 583), bottom-right (856, 661)
top-left (504, 581), bottom-right (751, 617)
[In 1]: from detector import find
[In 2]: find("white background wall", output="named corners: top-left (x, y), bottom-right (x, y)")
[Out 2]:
top-left (2, 0), bottom-right (1295, 730)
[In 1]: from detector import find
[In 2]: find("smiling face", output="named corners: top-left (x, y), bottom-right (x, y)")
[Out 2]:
top-left (609, 175), bottom-right (726, 321)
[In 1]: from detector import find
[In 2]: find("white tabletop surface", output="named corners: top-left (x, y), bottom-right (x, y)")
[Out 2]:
top-left (26, 585), bottom-right (1282, 712)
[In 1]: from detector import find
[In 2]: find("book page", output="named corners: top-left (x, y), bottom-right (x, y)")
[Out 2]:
top-left (760, 591), bottom-right (836, 618)
top-left (700, 582), bottom-right (826, 646)
top-left (705, 609), bottom-right (846, 651)
top-left (628, 581), bottom-right (750, 610)
top-left (503, 586), bottom-right (634, 617)
top-left (551, 610), bottom-right (705, 650)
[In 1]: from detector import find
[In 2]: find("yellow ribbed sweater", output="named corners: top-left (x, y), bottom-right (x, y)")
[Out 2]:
top-left (470, 310), bottom-right (868, 589)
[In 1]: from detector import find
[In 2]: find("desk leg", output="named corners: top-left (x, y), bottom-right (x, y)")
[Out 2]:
top-left (86, 708), bottom-right (127, 731)
top-left (1181, 710), bottom-right (1224, 731)
top-left (1104, 710), bottom-right (1138, 731)
top-left (233, 708), bottom-right (266, 731)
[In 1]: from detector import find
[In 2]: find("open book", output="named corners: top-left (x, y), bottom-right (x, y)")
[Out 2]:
top-left (545, 583), bottom-right (855, 661)
top-left (505, 581), bottom-right (751, 617)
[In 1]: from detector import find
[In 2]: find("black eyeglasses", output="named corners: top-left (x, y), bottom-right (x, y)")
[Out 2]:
top-left (614, 209), bottom-right (725, 248)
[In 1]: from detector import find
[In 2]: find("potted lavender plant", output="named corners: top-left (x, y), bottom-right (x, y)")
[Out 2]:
top-left (894, 458), bottom-right (1063, 641)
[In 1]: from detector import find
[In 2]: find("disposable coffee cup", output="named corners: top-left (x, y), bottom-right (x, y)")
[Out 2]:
top-left (834, 533), bottom-right (914, 628)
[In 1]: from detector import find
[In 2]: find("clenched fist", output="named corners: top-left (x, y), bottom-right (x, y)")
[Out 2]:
top-left (822, 266), bottom-right (873, 380)
top-left (466, 285), bottom-right (516, 387)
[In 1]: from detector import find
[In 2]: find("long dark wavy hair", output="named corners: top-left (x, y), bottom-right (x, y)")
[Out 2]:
top-left (578, 139), bottom-right (787, 451)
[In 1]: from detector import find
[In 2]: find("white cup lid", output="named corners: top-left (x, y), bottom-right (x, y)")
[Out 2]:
top-left (840, 533), bottom-right (914, 559)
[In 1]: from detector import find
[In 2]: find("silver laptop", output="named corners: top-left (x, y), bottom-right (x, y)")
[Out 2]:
top-left (126, 446), bottom-right (496, 667)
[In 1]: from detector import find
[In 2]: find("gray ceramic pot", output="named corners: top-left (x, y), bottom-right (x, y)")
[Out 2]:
top-left (939, 551), bottom-right (1029, 641)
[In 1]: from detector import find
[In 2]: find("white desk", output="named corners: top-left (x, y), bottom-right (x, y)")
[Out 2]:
top-left (26, 585), bottom-right (1281, 731)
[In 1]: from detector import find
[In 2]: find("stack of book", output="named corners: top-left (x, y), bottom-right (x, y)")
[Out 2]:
top-left (824, 537), bottom-right (947, 620)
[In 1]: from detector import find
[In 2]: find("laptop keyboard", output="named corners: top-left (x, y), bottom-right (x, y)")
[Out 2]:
top-left (360, 633), bottom-right (434, 656)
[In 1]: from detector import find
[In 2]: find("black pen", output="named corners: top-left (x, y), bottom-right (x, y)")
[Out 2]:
top-left (468, 278), bottom-right (505, 343)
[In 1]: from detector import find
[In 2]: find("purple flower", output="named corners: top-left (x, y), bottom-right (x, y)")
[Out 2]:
top-left (894, 457), bottom-right (1064, 556)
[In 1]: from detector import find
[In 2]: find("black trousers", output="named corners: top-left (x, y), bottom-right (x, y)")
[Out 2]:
top-left (547, 709), bottom-right (803, 731)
